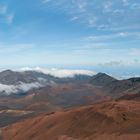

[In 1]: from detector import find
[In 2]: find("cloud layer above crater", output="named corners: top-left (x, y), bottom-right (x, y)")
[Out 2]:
top-left (20, 67), bottom-right (96, 78)
top-left (0, 82), bottom-right (43, 95)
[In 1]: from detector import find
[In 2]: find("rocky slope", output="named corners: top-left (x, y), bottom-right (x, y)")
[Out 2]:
top-left (0, 70), bottom-right (140, 132)
top-left (2, 100), bottom-right (140, 140)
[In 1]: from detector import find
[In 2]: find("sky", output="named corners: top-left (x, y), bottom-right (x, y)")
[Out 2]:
top-left (0, 0), bottom-right (140, 77)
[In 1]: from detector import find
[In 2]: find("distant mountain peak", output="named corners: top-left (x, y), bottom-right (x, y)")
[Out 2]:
top-left (0, 69), bottom-right (15, 74)
top-left (90, 72), bottom-right (117, 86)
top-left (94, 72), bottom-right (114, 77)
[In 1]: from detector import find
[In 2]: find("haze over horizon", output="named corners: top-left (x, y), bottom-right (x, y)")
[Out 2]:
top-left (0, 0), bottom-right (140, 77)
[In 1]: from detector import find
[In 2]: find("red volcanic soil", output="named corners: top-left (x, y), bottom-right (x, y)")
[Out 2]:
top-left (2, 100), bottom-right (140, 140)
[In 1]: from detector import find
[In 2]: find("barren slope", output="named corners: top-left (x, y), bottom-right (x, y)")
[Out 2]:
top-left (2, 100), bottom-right (140, 140)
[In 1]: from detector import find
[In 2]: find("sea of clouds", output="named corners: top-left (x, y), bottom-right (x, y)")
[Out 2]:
top-left (20, 67), bottom-right (96, 78)
top-left (0, 82), bottom-right (43, 95)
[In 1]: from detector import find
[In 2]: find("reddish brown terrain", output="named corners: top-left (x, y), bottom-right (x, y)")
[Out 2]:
top-left (0, 82), bottom-right (111, 113)
top-left (2, 100), bottom-right (140, 140)
top-left (0, 71), bottom-right (140, 140)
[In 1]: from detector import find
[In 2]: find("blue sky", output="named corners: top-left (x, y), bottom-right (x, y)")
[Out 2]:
top-left (0, 0), bottom-right (140, 77)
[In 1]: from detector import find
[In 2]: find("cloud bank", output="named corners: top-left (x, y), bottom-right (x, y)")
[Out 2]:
top-left (20, 67), bottom-right (96, 78)
top-left (0, 82), bottom-right (43, 95)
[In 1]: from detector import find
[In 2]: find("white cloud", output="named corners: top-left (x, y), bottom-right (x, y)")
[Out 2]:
top-left (129, 48), bottom-right (140, 56)
top-left (75, 0), bottom-right (87, 12)
top-left (122, 0), bottom-right (129, 5)
top-left (0, 43), bottom-right (35, 54)
top-left (0, 5), bottom-right (7, 15)
top-left (20, 67), bottom-right (96, 78)
top-left (87, 16), bottom-right (97, 27)
top-left (131, 3), bottom-right (140, 9)
top-left (42, 0), bottom-right (51, 4)
top-left (41, 0), bottom-right (140, 31)
top-left (0, 82), bottom-right (43, 95)
top-left (5, 13), bottom-right (14, 24)
top-left (18, 82), bottom-right (43, 92)
top-left (103, 1), bottom-right (113, 12)
top-left (84, 32), bottom-right (140, 42)
top-left (42, 0), bottom-right (96, 26)
top-left (70, 16), bottom-right (79, 21)
top-left (0, 84), bottom-right (18, 95)
top-left (100, 24), bottom-right (140, 31)
top-left (0, 4), bottom-right (14, 25)
top-left (100, 59), bottom-right (140, 67)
